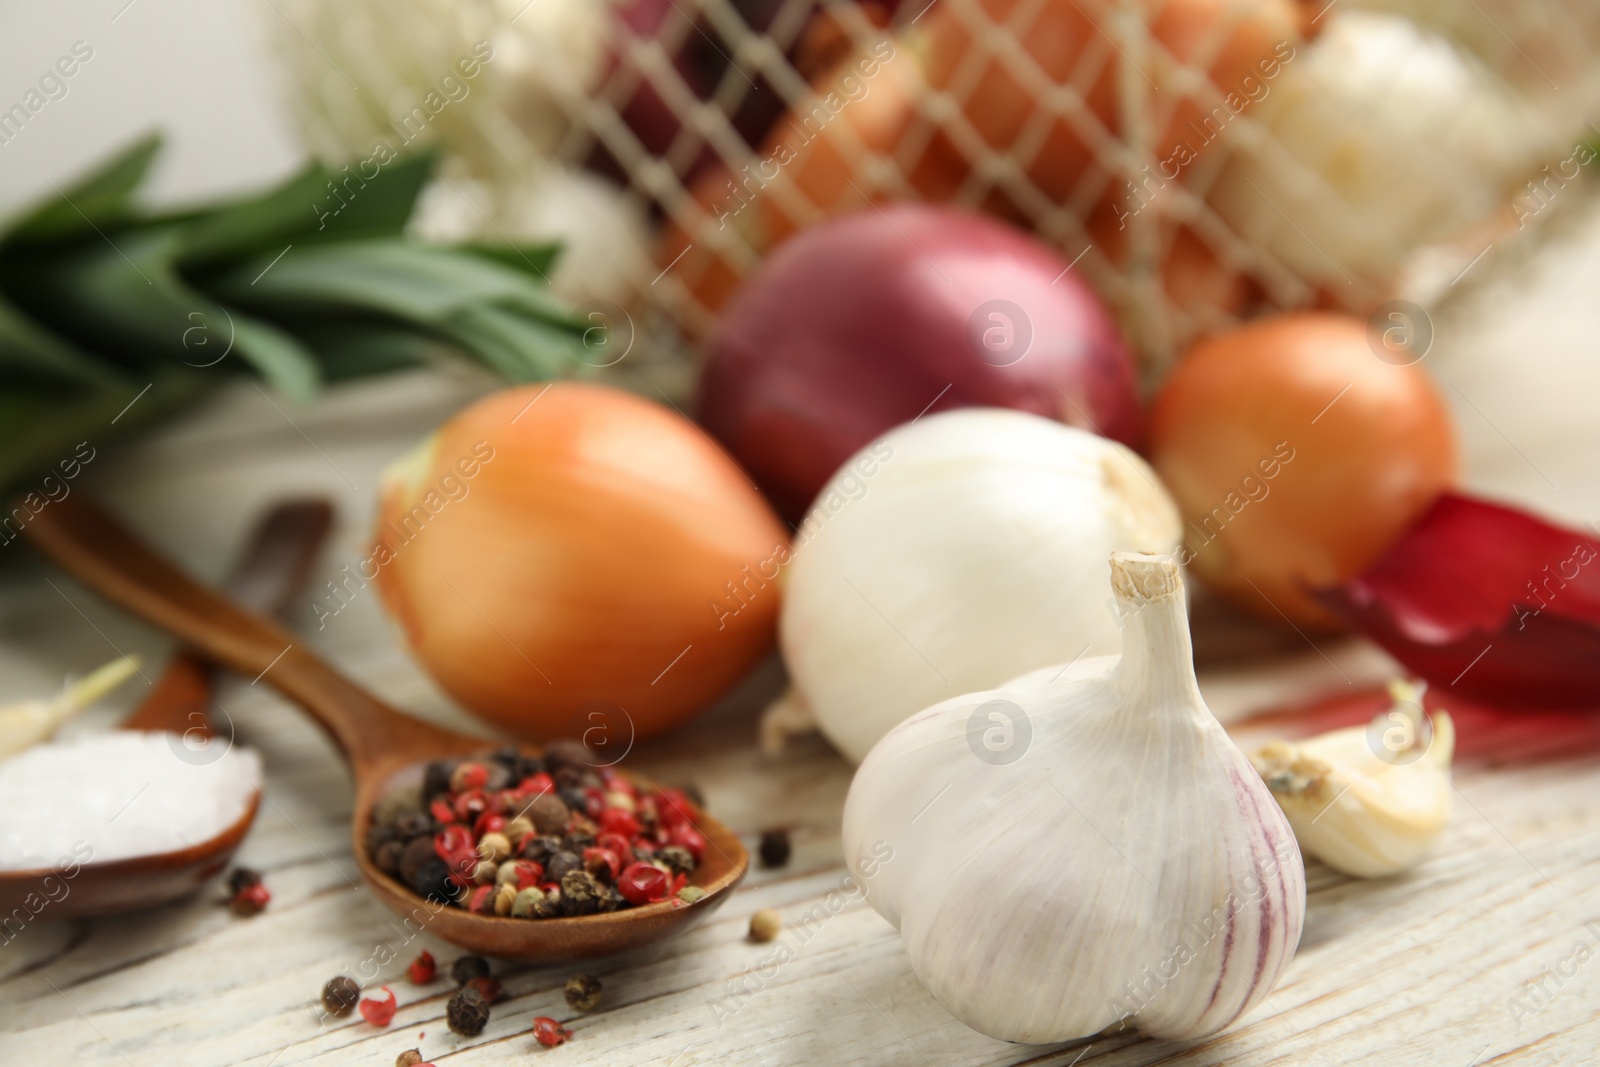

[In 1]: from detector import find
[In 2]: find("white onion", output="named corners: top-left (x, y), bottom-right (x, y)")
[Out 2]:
top-left (777, 409), bottom-right (1182, 763)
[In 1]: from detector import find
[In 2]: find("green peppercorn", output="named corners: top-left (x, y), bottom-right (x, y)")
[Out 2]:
top-left (564, 974), bottom-right (603, 1012)
top-left (446, 987), bottom-right (491, 1036)
top-left (320, 975), bottom-right (360, 1016)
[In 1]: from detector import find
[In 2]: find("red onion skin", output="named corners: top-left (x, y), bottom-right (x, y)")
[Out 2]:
top-left (698, 204), bottom-right (1142, 521)
top-left (1318, 492), bottom-right (1600, 709)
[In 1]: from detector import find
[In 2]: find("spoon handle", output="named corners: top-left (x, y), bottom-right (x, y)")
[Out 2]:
top-left (121, 498), bottom-right (333, 736)
top-left (26, 496), bottom-right (416, 767)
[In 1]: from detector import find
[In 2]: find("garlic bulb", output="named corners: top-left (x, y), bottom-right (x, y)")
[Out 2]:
top-left (778, 409), bottom-right (1181, 763)
top-left (842, 554), bottom-right (1304, 1043)
top-left (1253, 681), bottom-right (1454, 878)
top-left (411, 167), bottom-right (652, 308)
top-left (1208, 12), bottom-right (1553, 289)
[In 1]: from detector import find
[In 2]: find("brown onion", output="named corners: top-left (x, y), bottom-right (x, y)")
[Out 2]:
top-left (372, 384), bottom-right (789, 743)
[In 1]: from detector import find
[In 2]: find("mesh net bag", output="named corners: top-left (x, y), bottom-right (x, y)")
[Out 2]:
top-left (257, 0), bottom-right (1600, 382)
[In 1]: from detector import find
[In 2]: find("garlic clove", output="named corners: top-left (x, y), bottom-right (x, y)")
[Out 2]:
top-left (1253, 686), bottom-right (1454, 879)
top-left (843, 553), bottom-right (1303, 1044)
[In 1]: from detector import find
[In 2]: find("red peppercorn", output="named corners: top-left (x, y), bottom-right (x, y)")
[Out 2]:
top-left (430, 798), bottom-right (458, 824)
top-left (466, 885), bottom-right (496, 914)
top-left (655, 788), bottom-right (697, 828)
top-left (509, 860), bottom-right (544, 890)
top-left (359, 986), bottom-right (397, 1027)
top-left (229, 882), bottom-right (271, 916)
top-left (616, 862), bottom-right (671, 905)
top-left (532, 1017), bottom-right (571, 1047)
top-left (599, 808), bottom-right (641, 838)
top-left (435, 825), bottom-right (474, 860)
top-left (582, 847), bottom-right (621, 882)
top-left (453, 790), bottom-right (490, 823)
top-left (667, 824), bottom-right (707, 863)
top-left (582, 787), bottom-right (606, 822)
top-left (595, 832), bottom-right (634, 864)
top-left (451, 762), bottom-right (489, 793)
top-left (600, 768), bottom-right (636, 795)
top-left (515, 772), bottom-right (555, 798)
top-left (407, 950), bottom-right (437, 984)
top-left (469, 975), bottom-right (502, 1003)
top-left (474, 812), bottom-right (506, 838)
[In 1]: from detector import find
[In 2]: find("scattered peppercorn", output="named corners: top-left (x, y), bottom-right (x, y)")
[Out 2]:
top-left (469, 976), bottom-right (502, 1004)
top-left (359, 986), bottom-right (398, 1027)
top-left (564, 975), bottom-right (602, 1012)
top-left (447, 988), bottom-right (491, 1036)
top-left (407, 951), bottom-right (436, 984)
top-left (226, 867), bottom-right (262, 896)
top-left (451, 955), bottom-right (491, 987)
top-left (749, 909), bottom-right (782, 943)
top-left (532, 1016), bottom-right (572, 1048)
top-left (759, 829), bottom-right (791, 869)
top-left (321, 975), bottom-right (361, 1016)
top-left (396, 1051), bottom-right (424, 1067)
top-left (229, 881), bottom-right (271, 916)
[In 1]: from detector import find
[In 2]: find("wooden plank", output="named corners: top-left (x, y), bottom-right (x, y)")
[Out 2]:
top-left (2, 201), bottom-right (1599, 1066)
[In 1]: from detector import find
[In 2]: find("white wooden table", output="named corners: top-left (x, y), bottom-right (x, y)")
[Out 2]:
top-left (2, 202), bottom-right (1599, 1065)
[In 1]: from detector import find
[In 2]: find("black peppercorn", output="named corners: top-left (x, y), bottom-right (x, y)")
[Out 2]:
top-left (320, 975), bottom-right (361, 1016)
top-left (398, 837), bottom-right (439, 886)
top-left (451, 954), bottom-right (491, 987)
top-left (409, 857), bottom-right (454, 904)
top-left (556, 784), bottom-right (588, 811)
top-left (759, 829), bottom-right (792, 869)
top-left (564, 974), bottom-right (603, 1012)
top-left (446, 987), bottom-right (491, 1036)
top-left (395, 810), bottom-right (434, 840)
top-left (520, 834), bottom-right (563, 866)
top-left (363, 822), bottom-right (399, 855)
top-left (374, 839), bottom-right (406, 876)
top-left (596, 886), bottom-right (625, 913)
top-left (563, 830), bottom-right (597, 854)
top-left (422, 760), bottom-right (456, 800)
top-left (656, 845), bottom-right (695, 876)
top-left (561, 870), bottom-right (603, 916)
top-left (546, 849), bottom-right (583, 884)
top-left (226, 867), bottom-right (262, 896)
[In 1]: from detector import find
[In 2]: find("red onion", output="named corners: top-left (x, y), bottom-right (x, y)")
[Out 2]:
top-left (697, 204), bottom-right (1142, 521)
top-left (1318, 492), bottom-right (1600, 709)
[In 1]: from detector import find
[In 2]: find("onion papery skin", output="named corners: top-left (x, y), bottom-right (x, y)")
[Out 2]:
top-left (373, 383), bottom-right (790, 742)
top-left (1318, 492), bottom-right (1600, 710)
top-left (699, 204), bottom-right (1142, 522)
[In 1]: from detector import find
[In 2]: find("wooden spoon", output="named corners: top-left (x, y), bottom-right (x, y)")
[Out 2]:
top-left (0, 500), bottom-right (332, 920)
top-left (22, 498), bottom-right (747, 961)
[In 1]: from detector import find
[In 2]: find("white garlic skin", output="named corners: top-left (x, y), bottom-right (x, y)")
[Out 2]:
top-left (842, 555), bottom-right (1305, 1044)
top-left (782, 409), bottom-right (1181, 764)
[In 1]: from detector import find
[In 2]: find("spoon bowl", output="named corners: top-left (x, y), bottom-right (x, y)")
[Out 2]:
top-left (0, 500), bottom-right (330, 921)
top-left (22, 498), bottom-right (748, 961)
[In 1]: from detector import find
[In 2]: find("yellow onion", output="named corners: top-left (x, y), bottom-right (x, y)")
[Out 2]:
top-left (372, 383), bottom-right (789, 743)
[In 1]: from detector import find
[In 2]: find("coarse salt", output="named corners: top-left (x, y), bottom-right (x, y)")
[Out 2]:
top-left (0, 731), bottom-right (262, 871)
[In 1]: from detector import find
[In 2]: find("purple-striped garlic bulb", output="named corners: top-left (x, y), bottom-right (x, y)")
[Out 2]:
top-left (842, 552), bottom-right (1305, 1043)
